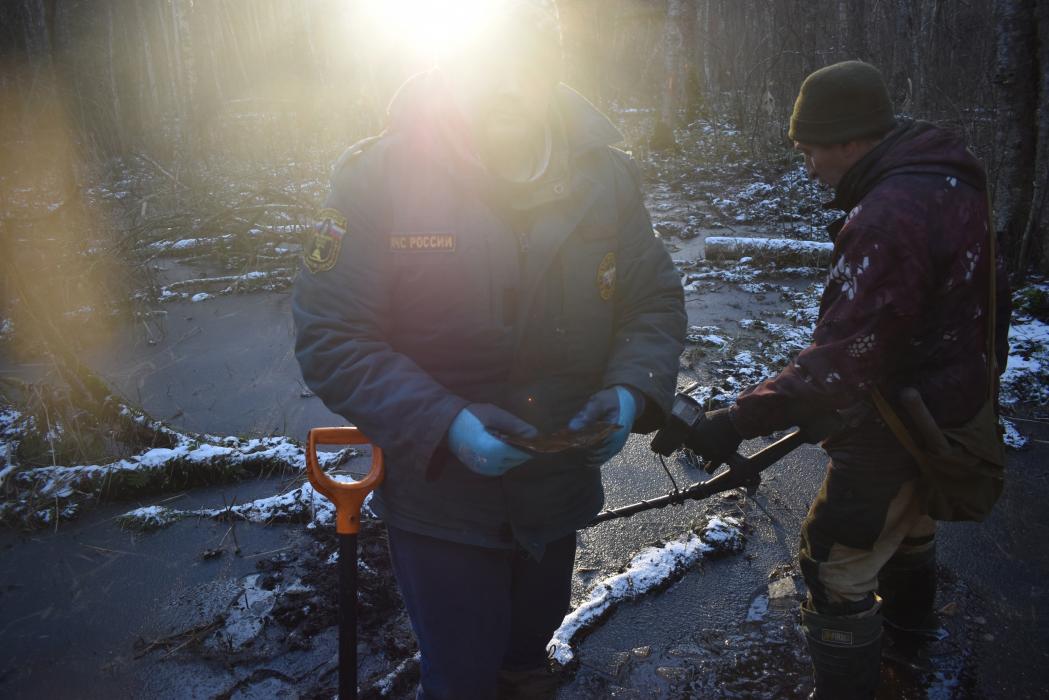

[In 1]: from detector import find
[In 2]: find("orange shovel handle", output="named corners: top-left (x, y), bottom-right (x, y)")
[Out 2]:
top-left (306, 427), bottom-right (385, 535)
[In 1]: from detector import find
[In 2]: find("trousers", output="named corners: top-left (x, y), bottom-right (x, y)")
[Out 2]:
top-left (386, 525), bottom-right (576, 700)
top-left (800, 420), bottom-right (937, 616)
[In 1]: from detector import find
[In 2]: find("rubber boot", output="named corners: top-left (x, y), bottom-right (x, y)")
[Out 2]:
top-left (801, 605), bottom-right (883, 700)
top-left (496, 665), bottom-right (560, 700)
top-left (878, 541), bottom-right (939, 640)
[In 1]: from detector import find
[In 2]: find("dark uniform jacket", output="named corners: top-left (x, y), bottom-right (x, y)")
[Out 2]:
top-left (293, 74), bottom-right (686, 558)
top-left (731, 121), bottom-right (1011, 439)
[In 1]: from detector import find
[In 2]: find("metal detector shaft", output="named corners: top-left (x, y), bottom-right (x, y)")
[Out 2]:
top-left (590, 429), bottom-right (807, 525)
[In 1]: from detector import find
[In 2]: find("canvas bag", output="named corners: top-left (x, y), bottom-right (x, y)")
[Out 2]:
top-left (871, 194), bottom-right (1006, 522)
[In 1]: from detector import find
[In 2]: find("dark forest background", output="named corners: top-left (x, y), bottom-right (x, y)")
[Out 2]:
top-left (0, 0), bottom-right (1046, 334)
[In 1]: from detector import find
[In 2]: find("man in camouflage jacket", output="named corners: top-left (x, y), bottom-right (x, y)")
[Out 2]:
top-left (687, 61), bottom-right (1010, 699)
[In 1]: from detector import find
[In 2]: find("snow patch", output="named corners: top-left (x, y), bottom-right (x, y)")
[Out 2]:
top-left (547, 517), bottom-right (743, 665)
top-left (746, 594), bottom-right (769, 622)
top-left (1000, 288), bottom-right (1049, 406)
top-left (686, 325), bottom-right (729, 347)
top-left (119, 505), bottom-right (183, 530)
top-left (217, 574), bottom-right (277, 649)
top-left (117, 475), bottom-right (369, 530)
top-left (9, 401), bottom-right (356, 527)
top-left (375, 651), bottom-right (421, 696)
top-left (1000, 418), bottom-right (1028, 450)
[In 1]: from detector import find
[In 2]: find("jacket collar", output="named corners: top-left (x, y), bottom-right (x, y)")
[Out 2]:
top-left (825, 119), bottom-right (987, 241)
top-left (828, 119), bottom-right (986, 213)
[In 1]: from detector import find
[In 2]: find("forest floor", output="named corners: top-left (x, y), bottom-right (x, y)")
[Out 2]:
top-left (1, 113), bottom-right (1048, 699)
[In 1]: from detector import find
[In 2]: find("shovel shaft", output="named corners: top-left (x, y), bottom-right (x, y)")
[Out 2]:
top-left (306, 427), bottom-right (383, 700)
top-left (339, 533), bottom-right (358, 700)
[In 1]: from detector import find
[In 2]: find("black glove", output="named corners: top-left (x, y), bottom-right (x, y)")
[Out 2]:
top-left (686, 408), bottom-right (743, 464)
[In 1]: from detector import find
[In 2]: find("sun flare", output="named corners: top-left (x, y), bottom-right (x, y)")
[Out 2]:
top-left (357, 0), bottom-right (497, 63)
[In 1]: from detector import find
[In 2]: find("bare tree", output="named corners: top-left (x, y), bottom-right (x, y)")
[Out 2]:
top-left (838, 0), bottom-right (866, 59)
top-left (651, 0), bottom-right (687, 150)
top-left (991, 0), bottom-right (1038, 270)
top-left (1016, 1), bottom-right (1049, 274)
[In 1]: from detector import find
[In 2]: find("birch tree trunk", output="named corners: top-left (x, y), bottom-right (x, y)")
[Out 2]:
top-left (991, 0), bottom-right (1038, 268)
top-left (651, 0), bottom-right (686, 150)
top-left (106, 2), bottom-right (124, 152)
top-left (170, 0), bottom-right (197, 169)
top-left (135, 0), bottom-right (161, 129)
top-left (702, 0), bottom-right (718, 103)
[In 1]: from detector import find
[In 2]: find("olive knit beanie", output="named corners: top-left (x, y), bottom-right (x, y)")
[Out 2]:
top-left (789, 61), bottom-right (896, 144)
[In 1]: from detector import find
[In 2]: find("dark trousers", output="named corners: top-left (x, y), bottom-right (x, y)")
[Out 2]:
top-left (800, 421), bottom-right (936, 616)
top-left (386, 526), bottom-right (577, 700)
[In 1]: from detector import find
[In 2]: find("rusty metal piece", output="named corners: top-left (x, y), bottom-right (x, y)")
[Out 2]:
top-left (490, 422), bottom-right (621, 454)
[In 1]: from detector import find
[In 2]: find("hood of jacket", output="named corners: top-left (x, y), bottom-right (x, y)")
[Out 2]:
top-left (385, 70), bottom-right (622, 167)
top-left (829, 119), bottom-right (987, 213)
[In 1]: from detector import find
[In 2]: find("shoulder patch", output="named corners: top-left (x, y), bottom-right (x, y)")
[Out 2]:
top-left (303, 208), bottom-right (347, 274)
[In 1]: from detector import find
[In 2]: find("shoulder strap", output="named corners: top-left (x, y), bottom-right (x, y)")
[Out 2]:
top-left (872, 387), bottom-right (932, 468)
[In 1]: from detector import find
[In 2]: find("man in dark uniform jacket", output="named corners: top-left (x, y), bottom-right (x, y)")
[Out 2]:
top-left (292, 1), bottom-right (686, 697)
top-left (683, 61), bottom-right (1010, 699)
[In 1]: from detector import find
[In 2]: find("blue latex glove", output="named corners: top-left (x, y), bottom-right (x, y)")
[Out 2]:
top-left (568, 385), bottom-right (641, 466)
top-left (447, 403), bottom-right (539, 477)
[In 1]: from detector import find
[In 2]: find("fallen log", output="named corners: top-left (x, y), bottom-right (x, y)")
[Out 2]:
top-left (703, 236), bottom-right (834, 267)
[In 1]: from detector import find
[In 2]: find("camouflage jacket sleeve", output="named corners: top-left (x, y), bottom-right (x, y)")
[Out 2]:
top-left (601, 151), bottom-right (688, 433)
top-left (730, 219), bottom-right (932, 439)
top-left (292, 144), bottom-right (470, 469)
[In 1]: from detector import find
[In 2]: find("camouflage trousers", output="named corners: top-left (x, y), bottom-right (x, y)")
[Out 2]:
top-left (799, 420), bottom-right (937, 617)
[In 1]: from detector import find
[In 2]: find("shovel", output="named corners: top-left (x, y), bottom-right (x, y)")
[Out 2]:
top-left (306, 427), bottom-right (385, 700)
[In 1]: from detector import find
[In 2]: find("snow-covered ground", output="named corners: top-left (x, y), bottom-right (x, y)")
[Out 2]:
top-left (0, 401), bottom-right (354, 527)
top-left (1001, 282), bottom-right (1049, 407)
top-left (117, 476), bottom-right (372, 530)
top-left (155, 268), bottom-right (294, 303)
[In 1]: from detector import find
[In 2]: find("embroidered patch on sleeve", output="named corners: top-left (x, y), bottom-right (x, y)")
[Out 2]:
top-left (597, 251), bottom-right (617, 301)
top-left (303, 208), bottom-right (347, 273)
